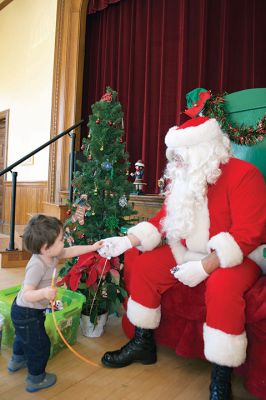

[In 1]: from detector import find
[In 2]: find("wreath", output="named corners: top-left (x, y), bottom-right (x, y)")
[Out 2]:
top-left (204, 93), bottom-right (266, 145)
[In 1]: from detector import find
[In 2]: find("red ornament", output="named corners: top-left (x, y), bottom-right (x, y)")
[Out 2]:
top-left (101, 92), bottom-right (112, 102)
top-left (96, 118), bottom-right (100, 124)
top-left (88, 154), bottom-right (92, 160)
top-left (66, 209), bottom-right (71, 216)
top-left (81, 145), bottom-right (84, 150)
top-left (108, 121), bottom-right (113, 126)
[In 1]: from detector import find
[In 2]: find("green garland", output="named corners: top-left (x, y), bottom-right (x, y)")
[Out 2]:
top-left (204, 93), bottom-right (266, 145)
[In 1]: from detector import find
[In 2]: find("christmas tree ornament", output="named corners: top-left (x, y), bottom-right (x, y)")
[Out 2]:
top-left (64, 227), bottom-right (75, 246)
top-left (119, 195), bottom-right (127, 207)
top-left (108, 121), bottom-right (113, 126)
top-left (88, 154), bottom-right (92, 160)
top-left (100, 145), bottom-right (104, 151)
top-left (71, 206), bottom-right (86, 225)
top-left (81, 144), bottom-right (84, 150)
top-left (101, 160), bottom-right (112, 171)
top-left (71, 194), bottom-right (91, 225)
top-left (66, 209), bottom-right (71, 216)
top-left (96, 118), bottom-right (100, 124)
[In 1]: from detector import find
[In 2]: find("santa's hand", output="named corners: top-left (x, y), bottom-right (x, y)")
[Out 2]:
top-left (171, 260), bottom-right (209, 287)
top-left (98, 236), bottom-right (132, 258)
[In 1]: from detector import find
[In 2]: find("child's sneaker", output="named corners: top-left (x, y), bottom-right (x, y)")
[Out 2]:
top-left (26, 372), bottom-right (57, 392)
top-left (8, 354), bottom-right (27, 372)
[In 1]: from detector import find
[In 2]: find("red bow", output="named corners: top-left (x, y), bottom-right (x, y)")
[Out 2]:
top-left (100, 92), bottom-right (112, 102)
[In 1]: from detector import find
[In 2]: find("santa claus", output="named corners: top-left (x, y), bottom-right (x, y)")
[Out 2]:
top-left (99, 116), bottom-right (266, 400)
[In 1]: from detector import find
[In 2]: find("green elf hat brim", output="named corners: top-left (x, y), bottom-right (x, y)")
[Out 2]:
top-left (184, 88), bottom-right (211, 118)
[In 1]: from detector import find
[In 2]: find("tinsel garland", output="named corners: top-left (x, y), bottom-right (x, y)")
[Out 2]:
top-left (204, 93), bottom-right (266, 145)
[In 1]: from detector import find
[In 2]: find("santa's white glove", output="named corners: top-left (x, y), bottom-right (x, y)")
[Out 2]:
top-left (98, 236), bottom-right (132, 259)
top-left (170, 260), bottom-right (209, 287)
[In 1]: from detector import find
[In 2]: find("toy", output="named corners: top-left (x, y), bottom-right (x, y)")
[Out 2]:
top-left (130, 160), bottom-right (147, 195)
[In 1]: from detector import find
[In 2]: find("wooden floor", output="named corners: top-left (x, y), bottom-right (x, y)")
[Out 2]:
top-left (0, 267), bottom-right (258, 400)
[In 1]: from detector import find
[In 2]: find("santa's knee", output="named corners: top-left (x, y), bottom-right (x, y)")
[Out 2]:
top-left (205, 269), bottom-right (242, 305)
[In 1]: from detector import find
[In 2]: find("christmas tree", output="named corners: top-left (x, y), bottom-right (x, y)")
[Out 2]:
top-left (59, 87), bottom-right (136, 324)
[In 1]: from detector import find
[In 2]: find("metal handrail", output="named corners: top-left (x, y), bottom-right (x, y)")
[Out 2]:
top-left (0, 118), bottom-right (86, 251)
top-left (0, 119), bottom-right (85, 177)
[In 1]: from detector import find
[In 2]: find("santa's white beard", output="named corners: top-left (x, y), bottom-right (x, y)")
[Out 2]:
top-left (162, 136), bottom-right (231, 242)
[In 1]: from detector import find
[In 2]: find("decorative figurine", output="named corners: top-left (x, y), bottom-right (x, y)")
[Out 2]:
top-left (131, 159), bottom-right (147, 195)
top-left (157, 176), bottom-right (166, 195)
top-left (71, 194), bottom-right (91, 225)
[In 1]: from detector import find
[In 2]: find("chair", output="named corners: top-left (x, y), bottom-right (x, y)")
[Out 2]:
top-left (122, 250), bottom-right (266, 399)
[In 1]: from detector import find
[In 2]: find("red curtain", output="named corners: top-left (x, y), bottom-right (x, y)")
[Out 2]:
top-left (88, 0), bottom-right (121, 14)
top-left (82, 0), bottom-right (266, 193)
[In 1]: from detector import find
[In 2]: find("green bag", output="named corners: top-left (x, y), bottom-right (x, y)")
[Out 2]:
top-left (0, 285), bottom-right (85, 358)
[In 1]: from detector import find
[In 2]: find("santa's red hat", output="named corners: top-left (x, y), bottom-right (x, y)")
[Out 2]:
top-left (165, 116), bottom-right (224, 148)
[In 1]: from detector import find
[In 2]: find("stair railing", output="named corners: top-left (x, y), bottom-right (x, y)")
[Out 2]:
top-left (0, 119), bottom-right (86, 251)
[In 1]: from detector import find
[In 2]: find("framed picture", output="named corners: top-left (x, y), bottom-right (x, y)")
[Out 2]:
top-left (21, 155), bottom-right (34, 166)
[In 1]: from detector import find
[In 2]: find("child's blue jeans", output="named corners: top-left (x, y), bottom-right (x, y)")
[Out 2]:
top-left (11, 299), bottom-right (51, 376)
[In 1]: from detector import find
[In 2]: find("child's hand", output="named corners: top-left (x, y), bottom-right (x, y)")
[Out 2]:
top-left (91, 240), bottom-right (104, 251)
top-left (43, 286), bottom-right (57, 301)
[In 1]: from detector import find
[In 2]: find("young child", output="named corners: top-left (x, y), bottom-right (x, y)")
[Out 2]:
top-left (8, 214), bottom-right (103, 393)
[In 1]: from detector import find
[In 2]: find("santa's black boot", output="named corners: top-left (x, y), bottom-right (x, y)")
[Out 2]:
top-left (101, 327), bottom-right (157, 368)
top-left (209, 364), bottom-right (233, 400)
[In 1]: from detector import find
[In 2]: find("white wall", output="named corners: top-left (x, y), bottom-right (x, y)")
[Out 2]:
top-left (0, 0), bottom-right (57, 181)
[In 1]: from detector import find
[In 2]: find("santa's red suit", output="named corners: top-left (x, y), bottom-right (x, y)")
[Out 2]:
top-left (124, 119), bottom-right (266, 368)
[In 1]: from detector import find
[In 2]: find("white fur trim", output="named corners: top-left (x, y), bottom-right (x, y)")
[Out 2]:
top-left (208, 232), bottom-right (243, 268)
top-left (165, 119), bottom-right (223, 148)
top-left (248, 244), bottom-right (266, 274)
top-left (168, 240), bottom-right (186, 264)
top-left (183, 250), bottom-right (208, 262)
top-left (169, 243), bottom-right (208, 265)
top-left (203, 323), bottom-right (247, 367)
top-left (127, 297), bottom-right (161, 329)
top-left (127, 221), bottom-right (161, 252)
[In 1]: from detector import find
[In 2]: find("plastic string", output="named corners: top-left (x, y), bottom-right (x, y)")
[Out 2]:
top-left (51, 268), bottom-right (99, 367)
top-left (88, 257), bottom-right (109, 316)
